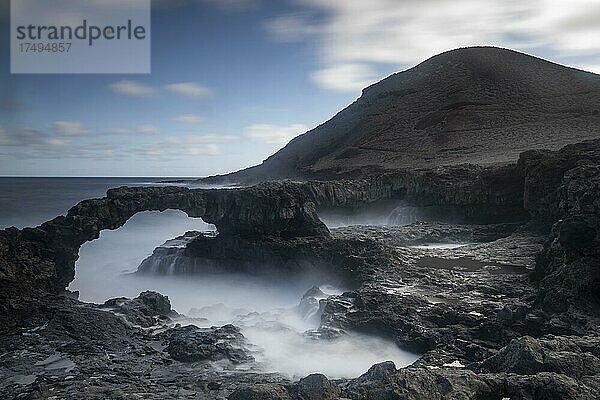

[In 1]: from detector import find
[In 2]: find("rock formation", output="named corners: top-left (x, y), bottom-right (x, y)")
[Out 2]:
top-left (0, 183), bottom-right (329, 296)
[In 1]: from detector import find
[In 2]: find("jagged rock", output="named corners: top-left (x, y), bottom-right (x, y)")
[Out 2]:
top-left (474, 335), bottom-right (600, 378)
top-left (358, 361), bottom-right (398, 382)
top-left (558, 216), bottom-right (597, 250)
top-left (0, 182), bottom-right (329, 296)
top-left (102, 291), bottom-right (174, 328)
top-left (339, 367), bottom-right (600, 400)
top-left (518, 140), bottom-right (600, 224)
top-left (228, 384), bottom-right (292, 400)
top-left (293, 374), bottom-right (340, 400)
top-left (163, 324), bottom-right (253, 364)
top-left (297, 287), bottom-right (328, 323)
top-left (531, 161), bottom-right (600, 312)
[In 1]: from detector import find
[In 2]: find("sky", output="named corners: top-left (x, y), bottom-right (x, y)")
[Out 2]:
top-left (0, 0), bottom-right (599, 177)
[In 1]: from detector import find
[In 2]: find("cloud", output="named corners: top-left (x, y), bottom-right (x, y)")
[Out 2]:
top-left (173, 114), bottom-right (206, 124)
top-left (0, 126), bottom-right (73, 157)
top-left (0, 123), bottom-right (147, 160)
top-left (245, 123), bottom-right (307, 145)
top-left (109, 80), bottom-right (155, 97)
top-left (311, 64), bottom-right (378, 92)
top-left (107, 125), bottom-right (159, 135)
top-left (264, 12), bottom-right (317, 43)
top-left (57, 121), bottom-right (161, 136)
top-left (0, 127), bottom-right (47, 147)
top-left (137, 134), bottom-right (238, 157)
top-left (579, 63), bottom-right (600, 74)
top-left (108, 81), bottom-right (212, 98)
top-left (266, 0), bottom-right (600, 91)
top-left (53, 121), bottom-right (95, 136)
top-left (165, 82), bottom-right (212, 97)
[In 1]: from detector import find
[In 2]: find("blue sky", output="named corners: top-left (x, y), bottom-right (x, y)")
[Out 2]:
top-left (1, 0), bottom-right (599, 177)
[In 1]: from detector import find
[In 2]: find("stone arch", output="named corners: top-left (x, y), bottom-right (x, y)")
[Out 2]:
top-left (0, 184), bottom-right (329, 296)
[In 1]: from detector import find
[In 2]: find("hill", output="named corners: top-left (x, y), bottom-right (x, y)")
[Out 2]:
top-left (205, 47), bottom-right (600, 183)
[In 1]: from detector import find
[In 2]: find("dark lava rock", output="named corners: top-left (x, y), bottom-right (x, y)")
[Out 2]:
top-left (474, 335), bottom-right (600, 378)
top-left (102, 291), bottom-right (174, 328)
top-left (532, 162), bottom-right (600, 312)
top-left (359, 361), bottom-right (398, 382)
top-left (559, 217), bottom-right (597, 250)
top-left (163, 324), bottom-right (253, 364)
top-left (519, 140), bottom-right (600, 224)
top-left (135, 290), bottom-right (172, 315)
top-left (228, 384), bottom-right (291, 400)
top-left (293, 373), bottom-right (340, 400)
top-left (0, 182), bottom-right (329, 297)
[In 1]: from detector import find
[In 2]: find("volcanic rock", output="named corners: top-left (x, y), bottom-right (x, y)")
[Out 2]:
top-left (163, 324), bottom-right (253, 364)
top-left (205, 47), bottom-right (600, 183)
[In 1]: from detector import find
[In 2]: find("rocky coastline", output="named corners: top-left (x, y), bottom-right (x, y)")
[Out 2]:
top-left (1, 139), bottom-right (599, 399)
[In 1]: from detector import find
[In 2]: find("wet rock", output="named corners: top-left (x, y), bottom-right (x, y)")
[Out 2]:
top-left (293, 373), bottom-right (340, 400)
top-left (228, 384), bottom-right (291, 400)
top-left (163, 324), bottom-right (253, 364)
top-left (518, 139), bottom-right (600, 224)
top-left (359, 361), bottom-right (398, 382)
top-left (475, 335), bottom-right (600, 379)
top-left (0, 182), bottom-right (330, 296)
top-left (102, 291), bottom-right (174, 328)
top-left (298, 286), bottom-right (328, 322)
top-left (559, 217), bottom-right (597, 250)
top-left (533, 163), bottom-right (600, 312)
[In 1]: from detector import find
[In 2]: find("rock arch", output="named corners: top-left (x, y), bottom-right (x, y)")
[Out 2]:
top-left (0, 183), bottom-right (329, 295)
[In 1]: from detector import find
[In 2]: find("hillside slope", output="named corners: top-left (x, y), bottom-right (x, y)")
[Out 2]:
top-left (207, 47), bottom-right (600, 183)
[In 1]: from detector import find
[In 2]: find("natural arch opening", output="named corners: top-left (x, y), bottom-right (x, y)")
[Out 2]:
top-left (67, 209), bottom-right (418, 379)
top-left (69, 209), bottom-right (215, 303)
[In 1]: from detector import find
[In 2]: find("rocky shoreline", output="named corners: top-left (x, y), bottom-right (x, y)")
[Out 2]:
top-left (1, 139), bottom-right (599, 399)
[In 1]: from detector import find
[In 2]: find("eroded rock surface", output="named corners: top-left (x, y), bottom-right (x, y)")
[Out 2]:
top-left (0, 182), bottom-right (329, 297)
top-left (162, 324), bottom-right (253, 364)
top-left (1, 139), bottom-right (600, 399)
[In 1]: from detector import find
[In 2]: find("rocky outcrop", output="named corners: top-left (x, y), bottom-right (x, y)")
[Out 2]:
top-left (162, 324), bottom-right (253, 364)
top-left (511, 139), bottom-right (600, 311)
top-left (0, 183), bottom-right (329, 296)
top-left (101, 291), bottom-right (176, 328)
top-left (304, 163), bottom-right (526, 223)
top-left (228, 385), bottom-right (292, 400)
top-left (474, 335), bottom-right (600, 378)
top-left (518, 139), bottom-right (600, 224)
top-left (533, 164), bottom-right (600, 312)
top-left (229, 358), bottom-right (600, 400)
top-left (0, 292), bottom-right (281, 400)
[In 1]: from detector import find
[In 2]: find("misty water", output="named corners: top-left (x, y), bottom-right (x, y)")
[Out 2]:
top-left (0, 178), bottom-right (420, 378)
top-left (69, 210), bottom-right (419, 379)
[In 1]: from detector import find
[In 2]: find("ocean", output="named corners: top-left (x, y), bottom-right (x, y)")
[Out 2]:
top-left (0, 177), bottom-right (191, 229)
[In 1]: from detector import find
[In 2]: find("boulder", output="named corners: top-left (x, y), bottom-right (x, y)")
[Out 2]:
top-left (475, 336), bottom-right (600, 379)
top-left (164, 324), bottom-right (253, 364)
top-left (294, 374), bottom-right (340, 400)
top-left (102, 291), bottom-right (173, 328)
top-left (228, 384), bottom-right (291, 400)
